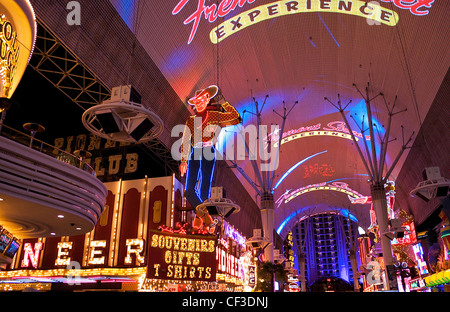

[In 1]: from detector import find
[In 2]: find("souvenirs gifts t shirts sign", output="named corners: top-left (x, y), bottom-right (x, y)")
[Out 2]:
top-left (147, 230), bottom-right (217, 281)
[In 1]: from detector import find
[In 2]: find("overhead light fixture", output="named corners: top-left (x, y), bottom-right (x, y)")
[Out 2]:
top-left (57, 214), bottom-right (64, 218)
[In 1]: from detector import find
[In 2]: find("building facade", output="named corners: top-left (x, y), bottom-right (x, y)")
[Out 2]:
top-left (293, 212), bottom-right (360, 287)
top-left (0, 176), bottom-right (256, 292)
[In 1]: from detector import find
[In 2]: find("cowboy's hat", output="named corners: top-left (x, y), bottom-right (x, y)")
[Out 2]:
top-left (187, 85), bottom-right (219, 105)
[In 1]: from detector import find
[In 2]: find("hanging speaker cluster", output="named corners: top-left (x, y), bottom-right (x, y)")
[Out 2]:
top-left (82, 85), bottom-right (163, 143)
top-left (409, 167), bottom-right (450, 202)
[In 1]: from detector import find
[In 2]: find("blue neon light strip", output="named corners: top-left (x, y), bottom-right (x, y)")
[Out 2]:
top-left (273, 150), bottom-right (328, 192)
top-left (316, 13), bottom-right (340, 47)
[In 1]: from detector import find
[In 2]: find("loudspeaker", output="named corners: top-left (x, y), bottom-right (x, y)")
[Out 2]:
top-left (436, 186), bottom-right (449, 197)
top-left (130, 118), bottom-right (154, 141)
top-left (96, 112), bottom-right (121, 133)
top-left (415, 190), bottom-right (430, 202)
top-left (251, 242), bottom-right (260, 248)
top-left (111, 85), bottom-right (142, 104)
top-left (422, 167), bottom-right (441, 180)
top-left (224, 207), bottom-right (236, 218)
top-left (206, 206), bottom-right (219, 216)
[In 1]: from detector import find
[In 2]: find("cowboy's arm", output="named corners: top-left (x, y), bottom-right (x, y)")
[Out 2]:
top-left (218, 102), bottom-right (241, 127)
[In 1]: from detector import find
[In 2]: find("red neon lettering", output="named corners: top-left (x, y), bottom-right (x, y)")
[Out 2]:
top-left (173, 0), bottom-right (257, 44)
top-left (379, 0), bottom-right (434, 16)
top-left (303, 163), bottom-right (336, 178)
top-left (323, 121), bottom-right (365, 139)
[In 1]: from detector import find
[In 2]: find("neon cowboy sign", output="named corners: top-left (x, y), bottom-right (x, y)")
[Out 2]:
top-left (173, 0), bottom-right (435, 44)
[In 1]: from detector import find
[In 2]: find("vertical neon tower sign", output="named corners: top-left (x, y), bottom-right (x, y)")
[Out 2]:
top-left (412, 243), bottom-right (428, 275)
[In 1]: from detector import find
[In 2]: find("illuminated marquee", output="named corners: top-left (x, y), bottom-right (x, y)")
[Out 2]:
top-left (392, 220), bottom-right (417, 246)
top-left (210, 0), bottom-right (399, 43)
top-left (303, 163), bottom-right (336, 178)
top-left (278, 181), bottom-right (365, 205)
top-left (174, 0), bottom-right (434, 44)
top-left (147, 231), bottom-right (217, 281)
top-left (0, 15), bottom-right (19, 98)
top-left (224, 221), bottom-right (246, 248)
top-left (55, 242), bottom-right (73, 266)
top-left (217, 247), bottom-right (241, 279)
top-left (379, 0), bottom-right (434, 16)
top-left (412, 243), bottom-right (428, 275)
top-left (0, 0), bottom-right (36, 98)
top-left (270, 120), bottom-right (369, 148)
top-left (21, 242), bottom-right (43, 269)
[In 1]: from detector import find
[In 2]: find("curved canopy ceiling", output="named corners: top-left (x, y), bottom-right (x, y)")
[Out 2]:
top-left (109, 0), bottom-right (449, 236)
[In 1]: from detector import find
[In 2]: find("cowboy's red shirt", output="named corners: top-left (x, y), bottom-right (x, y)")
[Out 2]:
top-left (181, 102), bottom-right (240, 163)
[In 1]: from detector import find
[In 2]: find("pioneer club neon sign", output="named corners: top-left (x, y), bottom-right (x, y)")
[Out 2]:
top-left (172, 0), bottom-right (434, 44)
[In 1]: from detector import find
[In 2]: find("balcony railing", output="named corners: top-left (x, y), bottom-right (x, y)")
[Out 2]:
top-left (0, 123), bottom-right (95, 175)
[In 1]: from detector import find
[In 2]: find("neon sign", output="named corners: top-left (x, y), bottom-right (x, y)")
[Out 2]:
top-left (0, 1), bottom-right (36, 99)
top-left (210, 0), bottom-right (400, 43)
top-left (412, 243), bottom-right (428, 275)
top-left (55, 242), bottom-right (73, 266)
top-left (172, 0), bottom-right (257, 44)
top-left (173, 0), bottom-right (434, 44)
top-left (223, 221), bottom-right (246, 248)
top-left (270, 120), bottom-right (370, 148)
top-left (147, 231), bottom-right (217, 281)
top-left (392, 220), bottom-right (417, 245)
top-left (273, 150), bottom-right (328, 191)
top-left (217, 247), bottom-right (241, 278)
top-left (0, 15), bottom-right (19, 98)
top-left (303, 163), bottom-right (336, 178)
top-left (379, 0), bottom-right (434, 16)
top-left (21, 242), bottom-right (43, 268)
top-left (88, 240), bottom-right (107, 265)
top-left (277, 181), bottom-right (365, 205)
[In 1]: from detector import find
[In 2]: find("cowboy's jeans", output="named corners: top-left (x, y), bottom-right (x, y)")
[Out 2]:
top-left (184, 146), bottom-right (216, 208)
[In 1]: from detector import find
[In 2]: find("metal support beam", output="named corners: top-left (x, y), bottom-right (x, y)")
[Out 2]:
top-left (325, 84), bottom-right (414, 291)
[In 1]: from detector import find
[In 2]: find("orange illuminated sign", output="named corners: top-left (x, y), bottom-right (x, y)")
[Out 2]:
top-left (0, 0), bottom-right (36, 98)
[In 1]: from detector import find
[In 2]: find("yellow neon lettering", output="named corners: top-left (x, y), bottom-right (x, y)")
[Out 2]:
top-left (210, 0), bottom-right (398, 43)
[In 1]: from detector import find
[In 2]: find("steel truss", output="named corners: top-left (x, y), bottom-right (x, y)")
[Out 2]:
top-left (30, 19), bottom-right (179, 176)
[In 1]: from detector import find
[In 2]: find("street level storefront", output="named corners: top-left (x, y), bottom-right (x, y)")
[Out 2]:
top-left (0, 177), bottom-right (255, 291)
